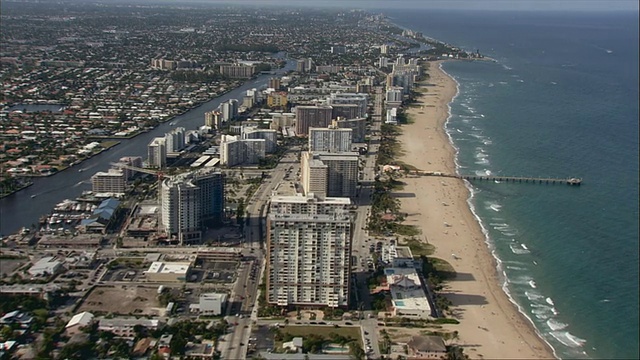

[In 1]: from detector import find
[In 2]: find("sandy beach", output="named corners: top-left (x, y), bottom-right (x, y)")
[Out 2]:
top-left (395, 61), bottom-right (556, 359)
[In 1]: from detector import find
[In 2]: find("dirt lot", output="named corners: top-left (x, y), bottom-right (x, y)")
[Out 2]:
top-left (0, 258), bottom-right (27, 276)
top-left (78, 285), bottom-right (164, 316)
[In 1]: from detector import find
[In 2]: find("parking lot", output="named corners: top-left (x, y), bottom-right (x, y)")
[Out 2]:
top-left (191, 259), bottom-right (238, 284)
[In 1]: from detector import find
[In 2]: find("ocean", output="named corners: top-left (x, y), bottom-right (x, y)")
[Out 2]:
top-left (384, 9), bottom-right (639, 359)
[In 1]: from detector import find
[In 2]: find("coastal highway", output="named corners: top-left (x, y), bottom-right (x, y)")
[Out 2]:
top-left (220, 147), bottom-right (300, 359)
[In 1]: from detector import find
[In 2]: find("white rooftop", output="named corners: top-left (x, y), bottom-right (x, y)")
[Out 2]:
top-left (145, 261), bottom-right (190, 275)
top-left (271, 193), bottom-right (351, 205)
top-left (66, 311), bottom-right (94, 328)
top-left (385, 268), bottom-right (432, 315)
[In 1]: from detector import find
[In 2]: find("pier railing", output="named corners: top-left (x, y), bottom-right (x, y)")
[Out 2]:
top-left (412, 171), bottom-right (582, 186)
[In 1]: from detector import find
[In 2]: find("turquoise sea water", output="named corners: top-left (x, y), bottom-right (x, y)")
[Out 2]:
top-left (385, 10), bottom-right (639, 359)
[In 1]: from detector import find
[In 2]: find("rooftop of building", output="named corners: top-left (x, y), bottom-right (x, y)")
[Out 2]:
top-left (145, 261), bottom-right (191, 275)
top-left (271, 193), bottom-right (351, 204)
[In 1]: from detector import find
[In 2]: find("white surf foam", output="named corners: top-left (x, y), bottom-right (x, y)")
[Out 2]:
top-left (546, 297), bottom-right (555, 306)
top-left (550, 331), bottom-right (587, 348)
top-left (507, 265), bottom-right (526, 271)
top-left (510, 243), bottom-right (531, 255)
top-left (547, 319), bottom-right (568, 331)
top-left (525, 291), bottom-right (544, 301)
top-left (440, 63), bottom-right (561, 360)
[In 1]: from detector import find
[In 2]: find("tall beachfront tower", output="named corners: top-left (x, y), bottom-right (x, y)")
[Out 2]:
top-left (160, 169), bottom-right (225, 244)
top-left (266, 194), bottom-right (353, 308)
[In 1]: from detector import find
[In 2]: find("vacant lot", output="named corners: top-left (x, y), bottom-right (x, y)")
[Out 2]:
top-left (0, 258), bottom-right (26, 276)
top-left (78, 285), bottom-right (163, 316)
top-left (281, 325), bottom-right (362, 346)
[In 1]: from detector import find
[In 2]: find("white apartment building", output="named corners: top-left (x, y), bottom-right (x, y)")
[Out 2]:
top-left (269, 193), bottom-right (351, 215)
top-left (165, 127), bottom-right (186, 153)
top-left (333, 117), bottom-right (366, 143)
top-left (91, 169), bottom-right (125, 195)
top-left (242, 126), bottom-right (277, 153)
top-left (219, 135), bottom-right (266, 166)
top-left (385, 87), bottom-right (403, 108)
top-left (159, 169), bottom-right (225, 244)
top-left (114, 156), bottom-right (142, 180)
top-left (326, 93), bottom-right (368, 119)
top-left (266, 212), bottom-right (352, 308)
top-left (308, 127), bottom-right (353, 153)
top-left (161, 178), bottom-right (201, 244)
top-left (147, 137), bottom-right (167, 168)
top-left (386, 107), bottom-right (398, 125)
top-left (220, 99), bottom-right (238, 122)
top-left (316, 152), bottom-right (359, 198)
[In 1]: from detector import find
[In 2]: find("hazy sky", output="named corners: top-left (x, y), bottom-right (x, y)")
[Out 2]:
top-left (200, 0), bottom-right (639, 12)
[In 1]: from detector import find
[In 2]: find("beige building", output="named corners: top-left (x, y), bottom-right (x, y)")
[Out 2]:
top-left (91, 169), bottom-right (125, 195)
top-left (301, 152), bottom-right (328, 199)
top-left (219, 64), bottom-right (255, 78)
top-left (267, 91), bottom-right (288, 108)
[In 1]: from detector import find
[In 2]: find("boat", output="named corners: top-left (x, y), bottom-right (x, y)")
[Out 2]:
top-left (31, 194), bottom-right (37, 198)
top-left (78, 169), bottom-right (84, 172)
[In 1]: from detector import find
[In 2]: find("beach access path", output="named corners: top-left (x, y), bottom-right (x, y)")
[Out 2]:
top-left (395, 60), bottom-right (556, 359)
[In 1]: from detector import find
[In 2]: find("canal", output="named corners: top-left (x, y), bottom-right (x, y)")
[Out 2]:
top-left (0, 59), bottom-right (296, 237)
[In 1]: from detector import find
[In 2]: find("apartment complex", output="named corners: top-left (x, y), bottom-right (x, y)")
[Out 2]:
top-left (165, 127), bottom-right (186, 154)
top-left (147, 137), bottom-right (167, 168)
top-left (267, 91), bottom-right (288, 108)
top-left (301, 152), bottom-right (328, 199)
top-left (219, 135), bottom-right (266, 167)
top-left (91, 169), bottom-right (125, 195)
top-left (242, 126), bottom-right (277, 153)
top-left (266, 194), bottom-right (352, 308)
top-left (220, 99), bottom-right (238, 122)
top-left (219, 64), bottom-right (255, 78)
top-left (326, 93), bottom-right (368, 119)
top-left (160, 169), bottom-right (225, 244)
top-left (301, 151), bottom-right (358, 198)
top-left (308, 127), bottom-right (353, 153)
top-left (204, 111), bottom-right (222, 129)
top-left (294, 105), bottom-right (333, 137)
top-left (333, 117), bottom-right (366, 143)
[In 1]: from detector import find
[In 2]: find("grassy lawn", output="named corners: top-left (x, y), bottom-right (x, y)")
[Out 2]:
top-left (431, 257), bottom-right (457, 280)
top-left (100, 140), bottom-right (120, 149)
top-left (281, 325), bottom-right (362, 346)
top-left (400, 237), bottom-right (435, 257)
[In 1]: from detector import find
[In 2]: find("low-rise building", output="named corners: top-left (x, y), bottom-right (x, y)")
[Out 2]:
top-left (65, 312), bottom-right (94, 336)
top-left (28, 257), bottom-right (63, 277)
top-left (198, 293), bottom-right (228, 316)
top-left (144, 261), bottom-right (191, 282)
top-left (381, 245), bottom-right (415, 268)
top-left (384, 267), bottom-right (434, 319)
top-left (406, 335), bottom-right (447, 359)
top-left (98, 318), bottom-right (163, 339)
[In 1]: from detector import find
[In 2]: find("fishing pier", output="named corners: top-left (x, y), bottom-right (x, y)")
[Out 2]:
top-left (413, 171), bottom-right (582, 186)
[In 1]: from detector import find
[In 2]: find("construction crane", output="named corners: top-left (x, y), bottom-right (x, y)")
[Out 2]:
top-left (110, 162), bottom-right (165, 178)
top-left (110, 162), bottom-right (171, 239)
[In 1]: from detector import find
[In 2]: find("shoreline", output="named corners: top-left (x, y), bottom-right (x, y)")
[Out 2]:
top-left (396, 60), bottom-right (556, 359)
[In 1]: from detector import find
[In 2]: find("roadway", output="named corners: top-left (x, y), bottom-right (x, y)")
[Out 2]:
top-left (220, 146), bottom-right (300, 359)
